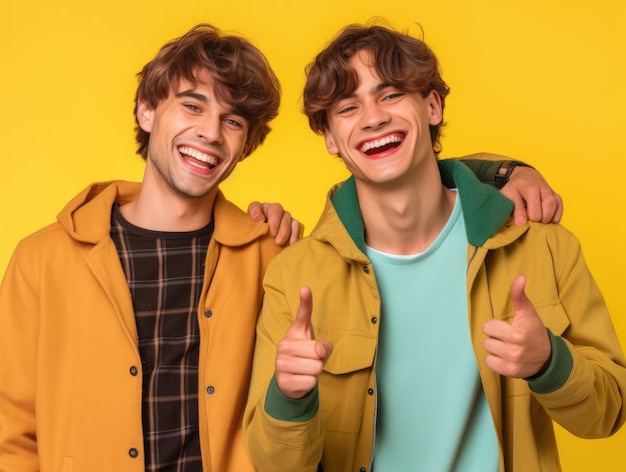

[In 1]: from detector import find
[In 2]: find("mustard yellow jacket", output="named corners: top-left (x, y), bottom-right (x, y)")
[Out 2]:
top-left (0, 181), bottom-right (281, 472)
top-left (244, 160), bottom-right (626, 471)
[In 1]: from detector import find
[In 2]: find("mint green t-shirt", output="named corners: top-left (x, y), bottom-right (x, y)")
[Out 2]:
top-left (367, 193), bottom-right (499, 471)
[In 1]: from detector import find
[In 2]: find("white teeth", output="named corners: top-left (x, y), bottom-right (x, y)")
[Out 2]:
top-left (360, 135), bottom-right (403, 153)
top-left (179, 146), bottom-right (218, 166)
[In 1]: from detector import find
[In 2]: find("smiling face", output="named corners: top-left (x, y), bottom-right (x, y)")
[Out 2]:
top-left (136, 70), bottom-right (249, 201)
top-left (323, 50), bottom-right (443, 190)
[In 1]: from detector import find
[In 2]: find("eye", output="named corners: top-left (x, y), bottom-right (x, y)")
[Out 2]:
top-left (184, 103), bottom-right (202, 113)
top-left (334, 100), bottom-right (359, 115)
top-left (338, 105), bottom-right (357, 114)
top-left (382, 92), bottom-right (404, 101)
top-left (224, 117), bottom-right (246, 129)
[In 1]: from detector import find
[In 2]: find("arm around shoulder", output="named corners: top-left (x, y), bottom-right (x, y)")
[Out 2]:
top-left (454, 152), bottom-right (563, 225)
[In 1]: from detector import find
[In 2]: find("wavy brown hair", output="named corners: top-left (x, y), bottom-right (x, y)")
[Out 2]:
top-left (303, 21), bottom-right (450, 154)
top-left (134, 24), bottom-right (281, 159)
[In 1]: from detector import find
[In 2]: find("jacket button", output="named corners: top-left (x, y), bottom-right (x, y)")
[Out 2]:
top-left (204, 309), bottom-right (213, 318)
top-left (367, 388), bottom-right (374, 396)
top-left (370, 317), bottom-right (377, 324)
top-left (129, 366), bottom-right (139, 376)
top-left (206, 386), bottom-right (215, 394)
top-left (362, 266), bottom-right (370, 274)
top-left (128, 448), bottom-right (139, 458)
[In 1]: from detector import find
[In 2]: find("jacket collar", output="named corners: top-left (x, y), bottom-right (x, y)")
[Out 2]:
top-left (58, 180), bottom-right (269, 246)
top-left (312, 159), bottom-right (519, 256)
top-left (58, 180), bottom-right (139, 243)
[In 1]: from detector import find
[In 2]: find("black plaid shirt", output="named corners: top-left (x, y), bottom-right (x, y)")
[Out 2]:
top-left (111, 204), bottom-right (213, 471)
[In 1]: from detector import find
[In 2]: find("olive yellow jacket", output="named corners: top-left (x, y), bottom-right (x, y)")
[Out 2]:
top-left (244, 160), bottom-right (626, 471)
top-left (0, 181), bottom-right (281, 472)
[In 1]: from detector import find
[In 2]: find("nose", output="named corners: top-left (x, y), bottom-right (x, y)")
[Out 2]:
top-left (360, 100), bottom-right (390, 130)
top-left (196, 113), bottom-right (223, 144)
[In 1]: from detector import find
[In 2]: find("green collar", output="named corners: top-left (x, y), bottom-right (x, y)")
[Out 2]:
top-left (331, 159), bottom-right (514, 253)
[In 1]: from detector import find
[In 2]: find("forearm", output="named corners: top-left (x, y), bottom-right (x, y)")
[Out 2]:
top-left (452, 152), bottom-right (532, 188)
top-left (244, 281), bottom-right (324, 471)
top-left (244, 371), bottom-right (323, 471)
top-left (532, 230), bottom-right (626, 437)
top-left (459, 160), bottom-right (500, 186)
top-left (244, 387), bottom-right (323, 472)
top-left (533, 338), bottom-right (626, 438)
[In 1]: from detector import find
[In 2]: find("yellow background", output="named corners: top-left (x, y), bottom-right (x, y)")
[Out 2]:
top-left (1, 0), bottom-right (625, 469)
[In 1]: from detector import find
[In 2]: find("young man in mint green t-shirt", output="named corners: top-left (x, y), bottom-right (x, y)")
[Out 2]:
top-left (244, 21), bottom-right (626, 472)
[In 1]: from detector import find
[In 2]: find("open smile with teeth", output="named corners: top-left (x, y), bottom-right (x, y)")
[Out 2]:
top-left (360, 134), bottom-right (404, 155)
top-left (179, 146), bottom-right (219, 168)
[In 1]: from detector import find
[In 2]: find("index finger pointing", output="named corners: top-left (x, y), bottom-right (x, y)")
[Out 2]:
top-left (285, 286), bottom-right (315, 340)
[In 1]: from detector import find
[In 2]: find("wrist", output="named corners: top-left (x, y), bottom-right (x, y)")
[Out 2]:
top-left (494, 160), bottom-right (534, 189)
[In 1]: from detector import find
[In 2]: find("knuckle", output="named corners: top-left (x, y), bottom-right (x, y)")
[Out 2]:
top-left (275, 357), bottom-right (288, 371)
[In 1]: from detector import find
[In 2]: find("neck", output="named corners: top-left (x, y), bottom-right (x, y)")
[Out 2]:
top-left (119, 181), bottom-right (216, 232)
top-left (358, 164), bottom-right (456, 255)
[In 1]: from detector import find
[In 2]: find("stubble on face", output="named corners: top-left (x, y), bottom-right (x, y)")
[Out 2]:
top-left (140, 73), bottom-right (249, 203)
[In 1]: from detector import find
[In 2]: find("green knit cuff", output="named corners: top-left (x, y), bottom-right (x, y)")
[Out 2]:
top-left (527, 329), bottom-right (573, 394)
top-left (264, 375), bottom-right (319, 422)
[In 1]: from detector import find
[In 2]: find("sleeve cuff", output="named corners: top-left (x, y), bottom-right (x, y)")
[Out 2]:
top-left (526, 328), bottom-right (573, 394)
top-left (457, 159), bottom-right (504, 187)
top-left (264, 375), bottom-right (319, 422)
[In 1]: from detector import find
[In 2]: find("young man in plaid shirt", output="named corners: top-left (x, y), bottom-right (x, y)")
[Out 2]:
top-left (0, 24), bottom-right (297, 472)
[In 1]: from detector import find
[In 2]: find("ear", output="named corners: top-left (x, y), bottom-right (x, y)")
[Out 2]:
top-left (426, 90), bottom-right (443, 126)
top-left (323, 129), bottom-right (339, 155)
top-left (136, 100), bottom-right (155, 133)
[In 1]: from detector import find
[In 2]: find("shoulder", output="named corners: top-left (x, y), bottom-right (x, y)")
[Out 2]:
top-left (490, 222), bottom-right (585, 270)
top-left (264, 236), bottom-right (346, 282)
top-left (213, 192), bottom-right (277, 248)
top-left (3, 222), bottom-right (83, 288)
top-left (490, 220), bottom-right (579, 247)
top-left (525, 221), bottom-right (580, 246)
top-left (14, 222), bottom-right (71, 255)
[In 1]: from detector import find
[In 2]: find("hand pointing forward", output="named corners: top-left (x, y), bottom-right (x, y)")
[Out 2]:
top-left (275, 286), bottom-right (333, 398)
top-left (482, 275), bottom-right (552, 378)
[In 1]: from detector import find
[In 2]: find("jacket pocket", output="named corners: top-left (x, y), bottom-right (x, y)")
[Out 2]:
top-left (535, 302), bottom-right (570, 336)
top-left (320, 329), bottom-right (377, 374)
top-left (317, 330), bottom-right (377, 433)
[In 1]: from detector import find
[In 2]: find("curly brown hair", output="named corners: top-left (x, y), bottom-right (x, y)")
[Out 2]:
top-left (134, 24), bottom-right (281, 159)
top-left (303, 21), bottom-right (450, 154)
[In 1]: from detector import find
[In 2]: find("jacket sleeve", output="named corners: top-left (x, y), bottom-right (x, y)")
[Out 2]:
top-left (243, 259), bottom-right (324, 472)
top-left (531, 227), bottom-right (626, 438)
top-left (0, 243), bottom-right (40, 471)
top-left (453, 152), bottom-right (509, 187)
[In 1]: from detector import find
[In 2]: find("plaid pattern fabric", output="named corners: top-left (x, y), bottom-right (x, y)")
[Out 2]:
top-left (111, 204), bottom-right (213, 471)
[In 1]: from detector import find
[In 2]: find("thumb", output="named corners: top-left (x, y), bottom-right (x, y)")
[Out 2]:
top-left (510, 193), bottom-right (529, 226)
top-left (500, 186), bottom-right (528, 226)
top-left (510, 275), bottom-right (534, 324)
top-left (247, 201), bottom-right (266, 222)
top-left (286, 286), bottom-right (314, 340)
top-left (314, 339), bottom-right (333, 364)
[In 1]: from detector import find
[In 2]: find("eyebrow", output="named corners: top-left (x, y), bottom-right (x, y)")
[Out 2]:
top-left (176, 91), bottom-right (209, 103)
top-left (336, 82), bottom-right (392, 101)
